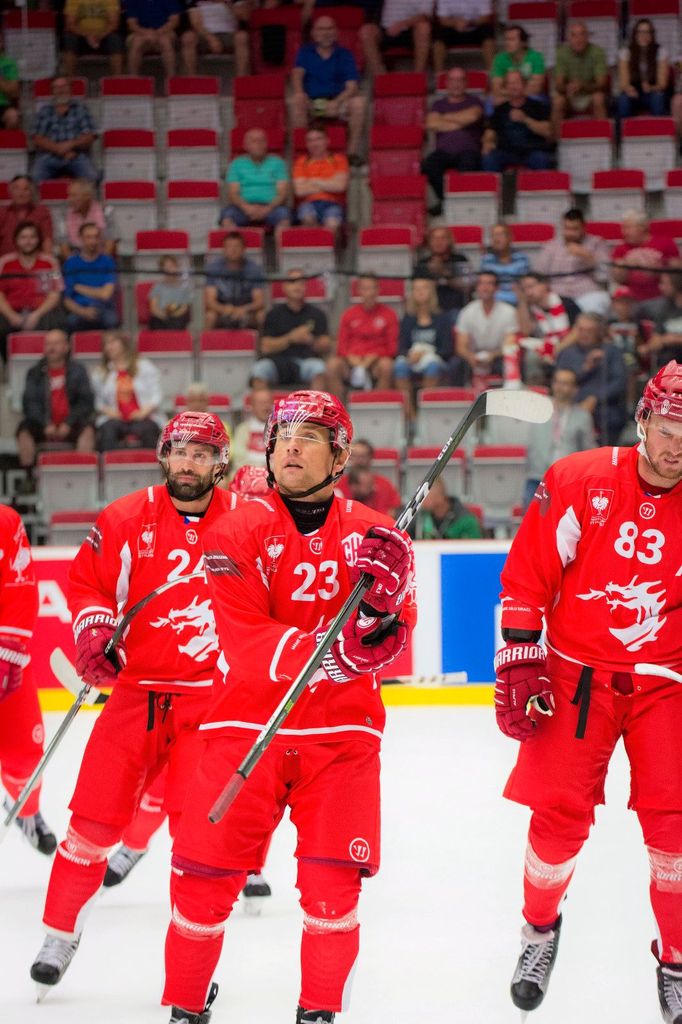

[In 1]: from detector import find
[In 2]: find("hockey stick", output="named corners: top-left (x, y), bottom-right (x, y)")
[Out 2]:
top-left (50, 647), bottom-right (109, 705)
top-left (208, 387), bottom-right (553, 824)
top-left (634, 663), bottom-right (682, 685)
top-left (104, 570), bottom-right (205, 661)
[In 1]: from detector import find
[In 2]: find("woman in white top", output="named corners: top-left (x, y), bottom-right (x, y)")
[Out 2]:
top-left (92, 330), bottom-right (165, 451)
top-left (617, 18), bottom-right (669, 118)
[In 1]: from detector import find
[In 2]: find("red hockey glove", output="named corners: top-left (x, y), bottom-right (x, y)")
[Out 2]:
top-left (494, 643), bottom-right (554, 741)
top-left (74, 612), bottom-right (121, 688)
top-left (354, 525), bottom-right (413, 616)
top-left (320, 611), bottom-right (409, 684)
top-left (0, 634), bottom-right (29, 702)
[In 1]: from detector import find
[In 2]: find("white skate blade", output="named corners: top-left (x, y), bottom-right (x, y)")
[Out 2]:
top-left (519, 1012), bottom-right (529, 1023)
top-left (242, 895), bottom-right (267, 917)
top-left (35, 982), bottom-right (53, 1003)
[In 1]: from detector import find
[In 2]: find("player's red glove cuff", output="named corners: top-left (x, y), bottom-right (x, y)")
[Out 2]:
top-left (74, 613), bottom-right (121, 688)
top-left (0, 634), bottom-right (29, 702)
top-left (494, 642), bottom-right (554, 741)
top-left (320, 612), bottom-right (409, 683)
top-left (354, 525), bottom-right (413, 616)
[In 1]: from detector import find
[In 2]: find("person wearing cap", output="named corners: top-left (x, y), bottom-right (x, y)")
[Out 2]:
top-left (495, 360), bottom-right (682, 1021)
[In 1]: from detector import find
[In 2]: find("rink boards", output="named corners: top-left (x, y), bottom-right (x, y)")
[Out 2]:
top-left (31, 541), bottom-right (509, 710)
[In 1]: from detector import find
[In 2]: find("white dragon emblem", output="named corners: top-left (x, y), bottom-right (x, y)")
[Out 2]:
top-left (149, 596), bottom-right (218, 662)
top-left (577, 575), bottom-right (667, 652)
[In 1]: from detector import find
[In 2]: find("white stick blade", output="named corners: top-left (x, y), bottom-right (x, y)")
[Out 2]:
top-left (634, 662), bottom-right (682, 684)
top-left (49, 647), bottom-right (104, 704)
top-left (484, 388), bottom-right (553, 424)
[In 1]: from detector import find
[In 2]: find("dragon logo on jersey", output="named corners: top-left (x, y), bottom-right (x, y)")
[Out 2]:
top-left (577, 574), bottom-right (667, 651)
top-left (342, 532), bottom-right (364, 565)
top-left (588, 488), bottom-right (614, 526)
top-left (149, 596), bottom-right (218, 662)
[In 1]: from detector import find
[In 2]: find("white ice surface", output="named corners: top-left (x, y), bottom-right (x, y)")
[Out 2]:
top-left (1, 706), bottom-right (661, 1023)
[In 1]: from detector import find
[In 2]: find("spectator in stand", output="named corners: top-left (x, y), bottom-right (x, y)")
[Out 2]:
top-left (15, 329), bottom-right (95, 481)
top-left (63, 0), bottom-right (124, 77)
top-left (251, 268), bottom-right (330, 389)
top-left (433, 0), bottom-right (495, 72)
top-left (0, 30), bottom-right (20, 128)
top-left (638, 270), bottom-right (682, 371)
top-left (181, 381), bottom-right (232, 439)
top-left (555, 312), bottom-right (627, 445)
top-left (359, 0), bottom-right (432, 77)
top-left (522, 366), bottom-right (596, 508)
top-left (533, 208), bottom-right (610, 316)
top-left (148, 255), bottom-right (192, 330)
top-left (60, 178), bottom-right (111, 259)
top-left (0, 222), bottom-right (65, 363)
top-left (124, 0), bottom-right (182, 77)
top-left (230, 386), bottom-right (272, 470)
top-left (552, 21), bottom-right (608, 130)
top-left (326, 272), bottom-right (398, 395)
top-left (617, 17), bottom-right (669, 119)
top-left (413, 225), bottom-right (470, 318)
top-left (517, 272), bottom-right (580, 381)
top-left (292, 123), bottom-right (349, 234)
top-left (290, 15), bottom-right (366, 165)
top-left (204, 231), bottom-right (265, 330)
top-left (421, 67), bottom-right (484, 217)
top-left (479, 222), bottom-right (530, 306)
top-left (491, 24), bottom-right (546, 105)
top-left (408, 476), bottom-right (482, 539)
top-left (181, 0), bottom-right (250, 77)
top-left (395, 277), bottom-right (452, 407)
top-left (607, 285), bottom-right (642, 357)
top-left (0, 175), bottom-right (53, 258)
top-left (220, 128), bottom-right (291, 232)
top-left (335, 438), bottom-right (402, 517)
top-left (63, 223), bottom-right (119, 333)
top-left (31, 76), bottom-right (98, 185)
top-left (482, 70), bottom-right (555, 173)
top-left (611, 210), bottom-right (680, 306)
top-left (92, 329), bottom-right (165, 451)
top-left (454, 271), bottom-right (518, 383)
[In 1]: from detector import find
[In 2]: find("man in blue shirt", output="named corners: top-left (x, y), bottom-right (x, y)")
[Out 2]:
top-left (63, 223), bottom-right (119, 333)
top-left (204, 231), bottom-right (265, 330)
top-left (290, 14), bottom-right (366, 165)
top-left (31, 77), bottom-right (98, 185)
top-left (124, 0), bottom-right (182, 77)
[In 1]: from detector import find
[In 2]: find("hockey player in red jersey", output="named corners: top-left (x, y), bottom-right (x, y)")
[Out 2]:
top-left (103, 466), bottom-right (273, 912)
top-left (0, 503), bottom-right (57, 855)
top-left (29, 411), bottom-right (238, 996)
top-left (161, 390), bottom-right (417, 1024)
top-left (495, 361), bottom-right (682, 1023)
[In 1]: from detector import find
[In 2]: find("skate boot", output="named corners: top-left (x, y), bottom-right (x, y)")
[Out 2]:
top-left (30, 934), bottom-right (81, 1000)
top-left (242, 871), bottom-right (272, 916)
top-left (4, 799), bottom-right (57, 855)
top-left (103, 844), bottom-right (147, 887)
top-left (510, 915), bottom-right (562, 1013)
top-left (169, 982), bottom-right (219, 1024)
top-left (653, 942), bottom-right (682, 1023)
top-left (296, 1009), bottom-right (335, 1023)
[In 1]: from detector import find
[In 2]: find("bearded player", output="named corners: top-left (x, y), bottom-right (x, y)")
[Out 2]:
top-left (30, 411), bottom-right (237, 996)
top-left (494, 361), bottom-right (682, 1023)
top-left (161, 390), bottom-right (416, 1024)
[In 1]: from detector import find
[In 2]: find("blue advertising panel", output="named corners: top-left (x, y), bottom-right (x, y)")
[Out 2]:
top-left (440, 550), bottom-right (508, 683)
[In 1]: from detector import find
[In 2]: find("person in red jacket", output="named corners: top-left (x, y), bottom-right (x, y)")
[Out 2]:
top-left (0, 503), bottom-right (56, 855)
top-left (494, 361), bottom-right (682, 1023)
top-left (326, 273), bottom-right (399, 396)
top-left (161, 390), bottom-right (416, 1024)
top-left (29, 411), bottom-right (239, 997)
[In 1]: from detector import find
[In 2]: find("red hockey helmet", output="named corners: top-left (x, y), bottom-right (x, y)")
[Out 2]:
top-left (157, 411), bottom-right (230, 473)
top-left (264, 390), bottom-right (353, 454)
top-left (228, 465), bottom-right (271, 497)
top-left (636, 361), bottom-right (682, 424)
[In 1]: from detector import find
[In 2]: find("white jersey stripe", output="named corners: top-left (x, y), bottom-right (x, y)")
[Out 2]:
top-left (199, 719), bottom-right (384, 740)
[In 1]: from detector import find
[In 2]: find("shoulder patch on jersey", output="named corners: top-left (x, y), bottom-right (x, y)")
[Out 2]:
top-left (138, 523), bottom-right (157, 558)
top-left (86, 523), bottom-right (103, 553)
top-left (204, 549), bottom-right (244, 577)
top-left (588, 488), bottom-right (614, 526)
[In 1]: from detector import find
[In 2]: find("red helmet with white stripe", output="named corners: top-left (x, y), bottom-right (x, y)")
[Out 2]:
top-left (264, 390), bottom-right (353, 455)
top-left (636, 361), bottom-right (682, 423)
top-left (157, 411), bottom-right (230, 476)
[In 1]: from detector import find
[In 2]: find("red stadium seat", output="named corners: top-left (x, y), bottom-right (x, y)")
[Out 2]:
top-left (370, 175), bottom-right (427, 238)
top-left (590, 169), bottom-right (646, 221)
top-left (233, 74), bottom-right (287, 130)
top-left (373, 73), bottom-right (427, 128)
top-left (166, 76), bottom-right (221, 131)
top-left (249, 7), bottom-right (303, 74)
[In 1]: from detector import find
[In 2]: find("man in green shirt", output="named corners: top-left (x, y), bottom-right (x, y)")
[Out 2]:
top-left (0, 34), bottom-right (20, 129)
top-left (408, 477), bottom-right (483, 540)
top-left (491, 24), bottom-right (545, 104)
top-left (552, 21), bottom-right (608, 129)
top-left (220, 127), bottom-right (291, 230)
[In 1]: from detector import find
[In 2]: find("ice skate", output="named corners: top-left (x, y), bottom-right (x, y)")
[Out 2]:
top-left (169, 982), bottom-right (218, 1023)
top-left (296, 1009), bottom-right (335, 1023)
top-left (510, 916), bottom-right (562, 1015)
top-left (241, 872), bottom-right (272, 916)
top-left (30, 934), bottom-right (80, 1000)
top-left (654, 943), bottom-right (682, 1023)
top-left (103, 844), bottom-right (147, 887)
top-left (4, 799), bottom-right (57, 855)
